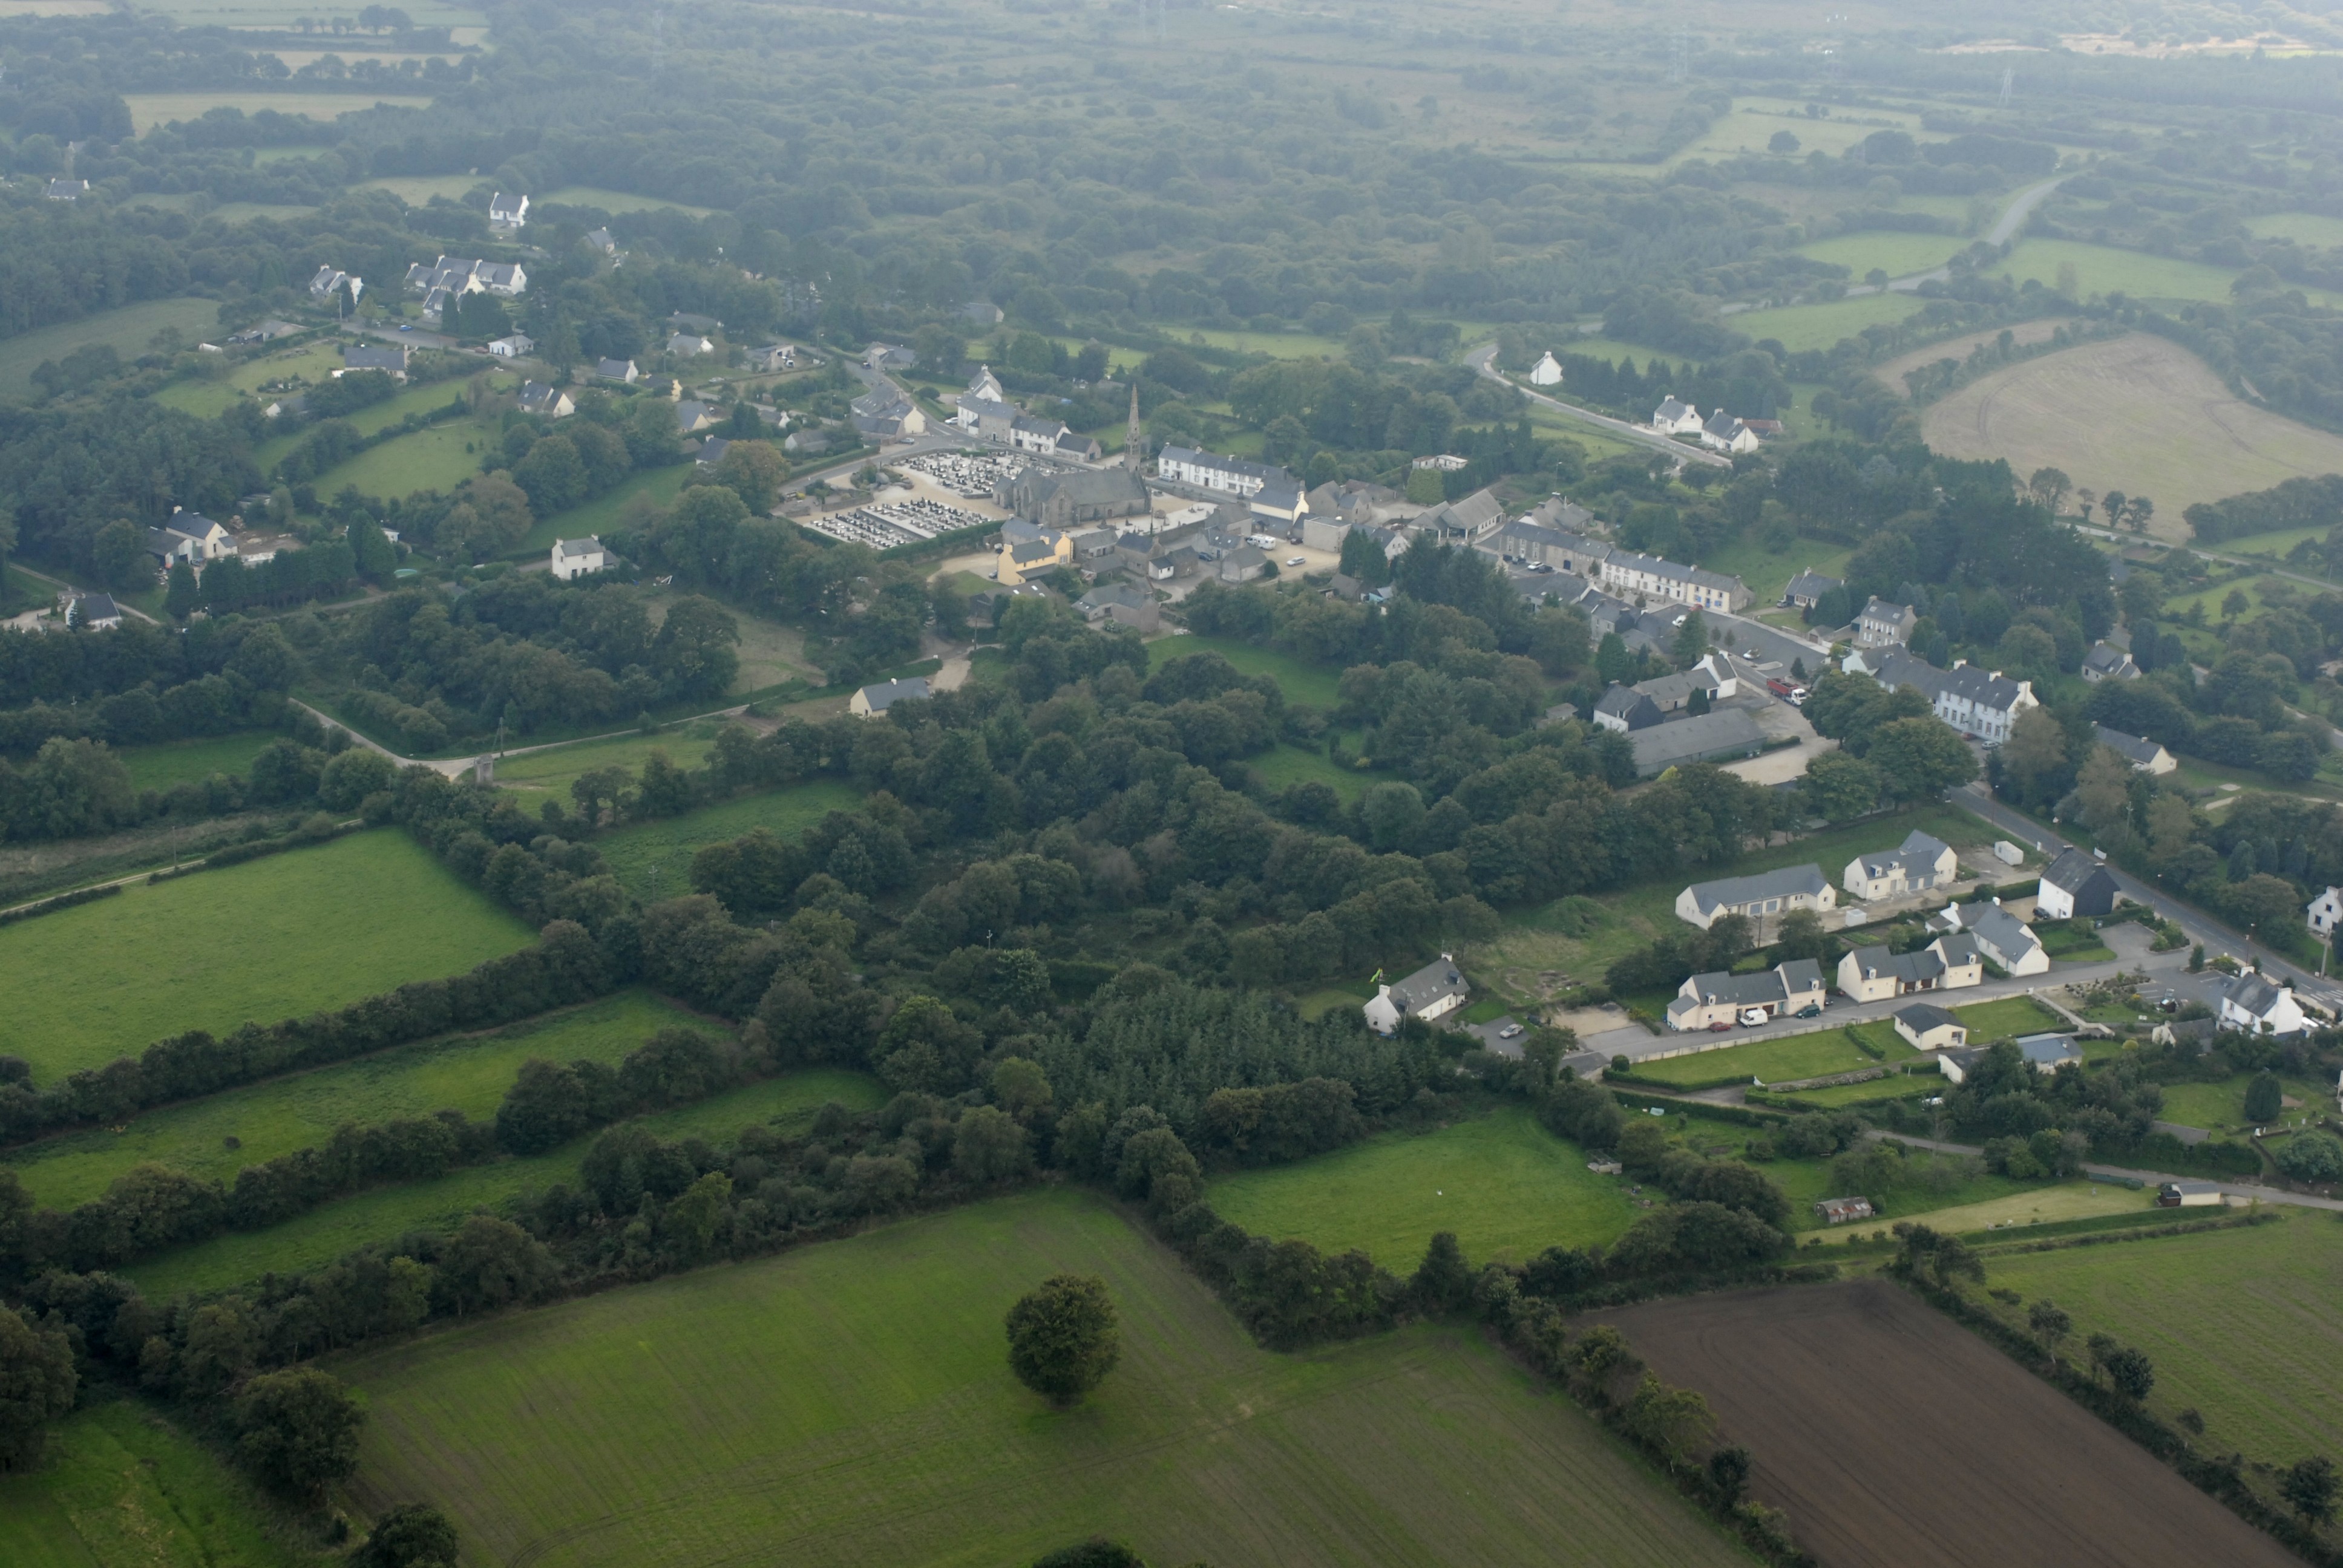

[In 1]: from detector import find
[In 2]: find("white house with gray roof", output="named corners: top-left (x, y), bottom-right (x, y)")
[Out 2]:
top-left (850, 676), bottom-right (931, 719)
top-left (550, 537), bottom-right (607, 580)
top-left (1963, 904), bottom-right (2050, 975)
top-left (1665, 959), bottom-right (1826, 1031)
top-left (1156, 446), bottom-right (1294, 500)
top-left (1363, 954), bottom-right (1470, 1034)
top-left (2220, 972), bottom-right (2312, 1036)
top-left (1843, 830), bottom-right (1957, 902)
top-left (1676, 864), bottom-right (1835, 930)
top-left (2095, 725), bottom-right (2175, 775)
top-left (1857, 649), bottom-right (2038, 746)
top-left (1597, 547), bottom-right (1751, 613)
top-left (1651, 396), bottom-right (1702, 435)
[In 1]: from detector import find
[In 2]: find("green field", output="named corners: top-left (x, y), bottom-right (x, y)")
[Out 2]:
top-left (493, 723), bottom-right (732, 797)
top-left (2246, 212), bottom-right (2343, 248)
top-left (127, 1068), bottom-right (885, 1299)
top-left (2154, 1070), bottom-right (2335, 1134)
top-left (310, 418), bottom-right (496, 501)
top-left (1692, 537), bottom-right (1852, 610)
top-left (122, 91), bottom-right (433, 133)
top-left (1731, 290), bottom-right (1927, 352)
top-left (1794, 230), bottom-right (1966, 280)
top-left (1982, 239), bottom-right (2262, 304)
top-left (113, 731), bottom-right (283, 792)
top-left (1984, 1215), bottom-right (2343, 1463)
top-left (1244, 741), bottom-right (1382, 802)
top-left (356, 174), bottom-right (486, 205)
top-left (1631, 1025), bottom-right (1912, 1088)
top-left (334, 1186), bottom-right (1747, 1568)
top-left (1205, 1106), bottom-right (1642, 1269)
top-left (0, 830), bottom-right (532, 1084)
top-left (595, 780), bottom-right (863, 898)
top-left (539, 185), bottom-right (717, 217)
top-left (342, 375), bottom-right (486, 439)
top-left (1950, 995), bottom-right (2066, 1040)
top-left (1146, 633), bottom-right (1344, 708)
top-left (0, 298), bottom-right (221, 402)
top-left (518, 463), bottom-right (696, 554)
top-left (151, 339), bottom-right (338, 419)
top-left (0, 1397), bottom-right (307, 1568)
top-left (4, 990), bottom-right (707, 1208)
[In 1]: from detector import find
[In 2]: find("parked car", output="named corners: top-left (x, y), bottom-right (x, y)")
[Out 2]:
top-left (1708, 1020), bottom-right (1733, 1031)
top-left (1286, 555), bottom-right (1305, 567)
top-left (1498, 1022), bottom-right (1524, 1039)
top-left (1794, 1003), bottom-right (1823, 1019)
top-left (1738, 1007), bottom-right (1769, 1027)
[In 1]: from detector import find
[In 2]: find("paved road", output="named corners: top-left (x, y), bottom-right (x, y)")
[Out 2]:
top-left (1464, 343), bottom-right (1735, 469)
top-left (1872, 1129), bottom-right (2343, 1214)
top-left (1722, 175), bottom-right (2069, 316)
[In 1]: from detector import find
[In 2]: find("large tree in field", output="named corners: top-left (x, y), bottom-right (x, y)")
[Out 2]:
top-left (1006, 1275), bottom-right (1121, 1406)
top-left (354, 1503), bottom-right (462, 1568)
top-left (235, 1367), bottom-right (364, 1499)
top-left (0, 1310), bottom-right (77, 1470)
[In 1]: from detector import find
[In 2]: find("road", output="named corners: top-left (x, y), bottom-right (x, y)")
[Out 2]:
top-left (1721, 174), bottom-right (2069, 315)
top-left (1464, 343), bottom-right (1734, 469)
top-left (1870, 1129), bottom-right (2343, 1215)
top-left (288, 696), bottom-right (781, 780)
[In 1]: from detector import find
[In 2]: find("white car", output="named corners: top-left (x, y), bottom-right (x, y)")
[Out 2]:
top-left (1286, 555), bottom-right (1306, 567)
top-left (1498, 1022), bottom-right (1524, 1039)
top-left (1738, 1007), bottom-right (1769, 1027)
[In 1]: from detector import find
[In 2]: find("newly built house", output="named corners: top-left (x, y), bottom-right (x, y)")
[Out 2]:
top-left (1663, 959), bottom-right (1827, 1031)
top-left (1363, 955), bottom-right (1470, 1034)
top-left (1676, 864), bottom-right (1836, 930)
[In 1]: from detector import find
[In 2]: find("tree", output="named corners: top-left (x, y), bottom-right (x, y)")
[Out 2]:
top-left (1768, 129), bottom-right (1800, 154)
top-left (91, 517), bottom-right (146, 589)
top-left (709, 441), bottom-right (787, 515)
top-left (235, 1367), bottom-right (365, 1499)
top-left (1032, 1541), bottom-right (1145, 1568)
top-left (353, 1503), bottom-right (462, 1568)
top-left (1005, 1274), bottom-right (1121, 1406)
top-left (2245, 1071), bottom-right (2283, 1125)
top-left (1411, 1230), bottom-right (1474, 1315)
top-left (0, 1310), bottom-right (77, 1469)
top-left (650, 595), bottom-right (741, 699)
top-left (2028, 468), bottom-right (2072, 514)
top-left (2226, 874), bottom-right (2304, 943)
top-left (1800, 751), bottom-right (1879, 823)
top-left (2278, 1134), bottom-right (2343, 1184)
top-left (2104, 1345), bottom-right (2155, 1402)
top-left (349, 517), bottom-right (396, 580)
top-left (1708, 1445), bottom-right (1752, 1504)
top-left (2283, 1457), bottom-right (2340, 1526)
top-left (433, 1214), bottom-right (557, 1314)
top-left (1673, 608), bottom-right (1708, 666)
top-left (2027, 1299), bottom-right (2071, 1359)
top-left (1404, 466), bottom-right (1445, 505)
top-left (2222, 588), bottom-right (2249, 622)
top-left (164, 560), bottom-right (198, 620)
top-left (1866, 717), bottom-right (1978, 802)
top-left (953, 1105), bottom-right (1032, 1183)
top-left (1620, 1373), bottom-right (1716, 1469)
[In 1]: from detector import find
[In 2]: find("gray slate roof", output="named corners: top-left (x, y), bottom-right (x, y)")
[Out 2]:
top-left (1683, 862), bottom-right (1830, 915)
top-left (1630, 707), bottom-right (1766, 771)
top-left (1895, 1001), bottom-right (1961, 1034)
top-left (857, 676), bottom-right (931, 713)
top-left (1389, 956), bottom-right (1468, 1013)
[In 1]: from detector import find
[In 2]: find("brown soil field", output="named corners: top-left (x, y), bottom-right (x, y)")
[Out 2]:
top-left (1872, 319), bottom-right (2073, 396)
top-left (1601, 1279), bottom-right (2299, 1568)
top-left (1921, 333), bottom-right (2343, 534)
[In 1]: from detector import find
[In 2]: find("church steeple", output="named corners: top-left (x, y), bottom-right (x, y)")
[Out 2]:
top-left (1124, 379), bottom-right (1144, 471)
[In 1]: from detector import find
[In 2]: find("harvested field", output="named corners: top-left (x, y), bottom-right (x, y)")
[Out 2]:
top-left (1922, 334), bottom-right (2343, 531)
top-left (1603, 1279), bottom-right (2298, 1568)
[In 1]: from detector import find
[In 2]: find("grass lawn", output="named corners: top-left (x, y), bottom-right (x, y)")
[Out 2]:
top-left (1950, 995), bottom-right (2067, 1040)
top-left (517, 463), bottom-right (695, 555)
top-left (333, 1186), bottom-right (1748, 1568)
top-left (354, 173), bottom-right (487, 204)
top-left (0, 298), bottom-right (221, 402)
top-left (539, 185), bottom-right (717, 217)
top-left (1731, 292), bottom-right (1927, 353)
top-left (149, 338), bottom-right (338, 417)
top-left (595, 780), bottom-right (862, 898)
top-left (309, 419), bottom-right (495, 501)
top-left (493, 722), bottom-right (731, 797)
top-left (1205, 1105), bottom-right (1643, 1269)
top-left (0, 1397), bottom-right (308, 1568)
top-left (1794, 230), bottom-right (1967, 279)
top-left (113, 730), bottom-right (282, 792)
top-left (1632, 1025), bottom-right (1910, 1088)
top-left (0, 829), bottom-right (533, 1085)
top-left (127, 1068), bottom-right (886, 1299)
top-left (1244, 741), bottom-right (1383, 803)
top-left (2154, 1071), bottom-right (2335, 1135)
top-left (1769, 1068), bottom-right (1942, 1108)
top-left (4, 990), bottom-right (710, 1209)
top-left (1147, 633), bottom-right (1345, 708)
top-left (1982, 1214), bottom-right (2343, 1466)
top-left (1692, 536), bottom-right (1851, 609)
top-left (342, 376), bottom-right (480, 439)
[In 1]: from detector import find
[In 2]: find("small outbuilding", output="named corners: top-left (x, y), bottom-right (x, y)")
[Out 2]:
top-left (2017, 1033), bottom-right (2085, 1073)
top-left (2157, 1180), bottom-right (2227, 1209)
top-left (1814, 1197), bottom-right (1876, 1225)
top-left (850, 676), bottom-right (931, 719)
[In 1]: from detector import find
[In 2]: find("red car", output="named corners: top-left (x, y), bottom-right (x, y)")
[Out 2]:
top-left (1708, 1020), bottom-right (1734, 1031)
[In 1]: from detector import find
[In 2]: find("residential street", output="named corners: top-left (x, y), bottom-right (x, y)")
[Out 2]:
top-left (1465, 343), bottom-right (1735, 469)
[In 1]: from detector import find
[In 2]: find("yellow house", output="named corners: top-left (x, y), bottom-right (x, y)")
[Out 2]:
top-left (997, 524), bottom-right (1072, 585)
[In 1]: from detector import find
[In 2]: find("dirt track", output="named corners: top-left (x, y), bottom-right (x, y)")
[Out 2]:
top-left (1601, 1279), bottom-right (2299, 1568)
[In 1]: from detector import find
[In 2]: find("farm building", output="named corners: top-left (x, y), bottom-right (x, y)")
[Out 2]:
top-left (850, 677), bottom-right (931, 719)
top-left (1676, 864), bottom-right (1835, 930)
top-left (1363, 954), bottom-right (1469, 1034)
top-left (1814, 1197), bottom-right (1876, 1225)
top-left (1892, 1002), bottom-right (1967, 1051)
top-left (1628, 708), bottom-right (1768, 777)
top-left (1664, 959), bottom-right (1827, 1031)
top-left (2037, 849), bottom-right (2122, 921)
top-left (1843, 829), bottom-right (1958, 901)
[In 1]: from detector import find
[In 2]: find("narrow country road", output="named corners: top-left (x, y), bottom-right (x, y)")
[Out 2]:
top-left (1466, 344), bottom-right (1734, 469)
top-left (1869, 1129), bottom-right (2343, 1215)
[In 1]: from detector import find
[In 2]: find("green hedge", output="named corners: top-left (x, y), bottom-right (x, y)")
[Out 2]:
top-left (0, 881), bottom-right (123, 928)
top-left (1605, 1088), bottom-right (1791, 1126)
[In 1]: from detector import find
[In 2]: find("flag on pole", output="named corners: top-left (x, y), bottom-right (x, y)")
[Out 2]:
top-left (1369, 968), bottom-right (1384, 985)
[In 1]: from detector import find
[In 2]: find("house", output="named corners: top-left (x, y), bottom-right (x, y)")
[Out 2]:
top-left (1856, 598), bottom-right (1918, 647)
top-left (406, 255), bottom-right (528, 305)
top-left (850, 676), bottom-right (931, 718)
top-left (863, 343), bottom-right (918, 371)
top-left (1676, 863), bottom-right (1836, 930)
top-left (341, 343), bottom-right (409, 379)
top-left (488, 192), bottom-right (529, 229)
top-left (958, 299), bottom-right (1004, 325)
top-left (310, 266), bottom-right (363, 304)
top-left (1631, 668), bottom-right (1724, 716)
top-left (1219, 544), bottom-right (1270, 583)
top-left (45, 178), bottom-right (90, 201)
top-left (850, 385), bottom-right (925, 439)
top-left (2017, 1033), bottom-right (2085, 1072)
top-left (1630, 707), bottom-right (1766, 776)
top-left (1528, 351), bottom-right (1564, 386)
top-left (154, 511), bottom-right (235, 564)
top-left (62, 592), bottom-right (121, 629)
top-left (1858, 649), bottom-right (2039, 746)
top-left (1075, 581), bottom-right (1158, 630)
top-left (1965, 905), bottom-right (2050, 975)
top-left (999, 465), bottom-right (1150, 530)
top-left (1249, 480), bottom-right (1307, 524)
top-left (675, 400), bottom-right (719, 436)
top-left (1413, 454), bottom-right (1469, 473)
top-left (584, 227), bottom-right (617, 256)
top-left (1893, 1002), bottom-right (1967, 1051)
top-left (1843, 830), bottom-right (1958, 901)
top-left (1663, 958), bottom-right (1826, 1031)
top-left (667, 333), bottom-right (715, 358)
top-left (1814, 1197), bottom-right (1876, 1225)
top-left (1417, 488), bottom-right (1504, 543)
top-left (1936, 1047), bottom-right (1987, 1083)
top-left (596, 358), bottom-right (639, 384)
top-left (1362, 953), bottom-right (1470, 1034)
top-left (261, 392), bottom-right (308, 421)
top-left (1651, 396), bottom-right (1703, 435)
top-left (1837, 938), bottom-right (1981, 1003)
top-left (2220, 972), bottom-right (2311, 1036)
top-left (549, 537), bottom-right (608, 580)
top-left (1782, 569), bottom-right (1843, 610)
top-left (2037, 849), bottom-right (2122, 921)
top-left (518, 381), bottom-right (574, 419)
top-left (1489, 520), bottom-right (1608, 575)
top-left (1155, 446), bottom-right (1294, 500)
top-left (1700, 409), bottom-right (1762, 454)
top-left (1596, 548), bottom-right (1752, 613)
top-left (2095, 725), bottom-right (2175, 775)
top-left (2083, 641), bottom-right (2140, 682)
top-left (745, 344), bottom-right (797, 373)
top-left (1592, 684), bottom-right (1664, 733)
top-left (693, 436), bottom-right (731, 467)
top-left (2310, 886), bottom-right (2343, 941)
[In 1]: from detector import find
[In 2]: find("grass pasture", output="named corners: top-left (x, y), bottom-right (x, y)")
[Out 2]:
top-left (1870, 318), bottom-right (2074, 397)
top-left (0, 829), bottom-right (532, 1085)
top-left (126, 1068), bottom-right (885, 1299)
top-left (336, 1187), bottom-right (1748, 1568)
top-left (2246, 212), bottom-right (2343, 248)
top-left (1794, 230), bottom-right (1967, 280)
top-left (1244, 741), bottom-right (1383, 802)
top-left (0, 298), bottom-right (220, 402)
top-left (1631, 1025), bottom-right (1909, 1089)
top-left (122, 91), bottom-right (433, 133)
top-left (309, 417), bottom-right (496, 501)
top-left (492, 723), bottom-right (731, 798)
top-left (113, 730), bottom-right (283, 792)
top-left (1982, 238), bottom-right (2267, 305)
top-left (1983, 1214), bottom-right (2343, 1466)
top-left (4, 990), bottom-right (706, 1209)
top-left (539, 184), bottom-right (716, 217)
top-left (1921, 333), bottom-right (2343, 526)
top-left (1147, 633), bottom-right (1344, 708)
top-left (517, 463), bottom-right (695, 554)
top-left (1205, 1105), bottom-right (1642, 1269)
top-left (594, 780), bottom-right (862, 898)
top-left (0, 1397), bottom-right (306, 1568)
top-left (149, 338), bottom-right (339, 419)
top-left (1728, 291), bottom-right (1926, 353)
